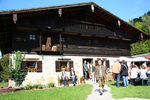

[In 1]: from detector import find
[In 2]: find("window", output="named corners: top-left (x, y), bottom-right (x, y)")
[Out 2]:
top-left (56, 60), bottom-right (73, 72)
top-left (29, 34), bottom-right (36, 40)
top-left (21, 61), bottom-right (42, 72)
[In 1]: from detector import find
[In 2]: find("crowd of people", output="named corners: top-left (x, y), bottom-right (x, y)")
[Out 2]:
top-left (60, 59), bottom-right (150, 95)
top-left (83, 60), bottom-right (107, 95)
top-left (83, 60), bottom-right (96, 83)
top-left (61, 60), bottom-right (96, 87)
top-left (82, 59), bottom-right (150, 95)
top-left (112, 60), bottom-right (150, 87)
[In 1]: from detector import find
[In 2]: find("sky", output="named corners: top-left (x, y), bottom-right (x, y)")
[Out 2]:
top-left (0, 0), bottom-right (150, 21)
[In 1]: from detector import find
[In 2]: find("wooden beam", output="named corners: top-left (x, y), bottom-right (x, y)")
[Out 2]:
top-left (107, 36), bottom-right (120, 40)
top-left (121, 38), bottom-right (132, 41)
top-left (39, 30), bottom-right (42, 53)
top-left (59, 32), bottom-right (62, 54)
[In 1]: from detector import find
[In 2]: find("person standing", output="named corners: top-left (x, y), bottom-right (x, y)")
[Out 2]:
top-left (120, 60), bottom-right (129, 87)
top-left (87, 62), bottom-right (90, 79)
top-left (111, 59), bottom-right (121, 87)
top-left (92, 63), bottom-right (96, 84)
top-left (83, 60), bottom-right (88, 79)
top-left (95, 60), bottom-right (107, 95)
top-left (70, 67), bottom-right (76, 86)
top-left (89, 62), bottom-right (93, 79)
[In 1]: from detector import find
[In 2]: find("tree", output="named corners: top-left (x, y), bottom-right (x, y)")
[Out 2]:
top-left (131, 39), bottom-right (150, 55)
top-left (9, 51), bottom-right (27, 86)
top-left (129, 11), bottom-right (150, 55)
top-left (142, 15), bottom-right (150, 33)
top-left (0, 54), bottom-right (10, 81)
top-left (129, 12), bottom-right (150, 35)
top-left (135, 22), bottom-right (149, 33)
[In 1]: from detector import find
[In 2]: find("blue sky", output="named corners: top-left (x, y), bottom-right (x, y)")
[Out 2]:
top-left (0, 0), bottom-right (150, 21)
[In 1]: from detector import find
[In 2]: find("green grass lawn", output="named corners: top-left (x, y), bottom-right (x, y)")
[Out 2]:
top-left (0, 84), bottom-right (92, 100)
top-left (107, 81), bottom-right (150, 99)
top-left (0, 82), bottom-right (8, 87)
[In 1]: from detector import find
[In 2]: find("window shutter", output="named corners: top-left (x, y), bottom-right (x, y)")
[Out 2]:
top-left (106, 60), bottom-right (110, 68)
top-left (95, 60), bottom-right (98, 66)
top-left (69, 61), bottom-right (73, 68)
top-left (37, 61), bottom-right (42, 72)
top-left (56, 61), bottom-right (61, 72)
top-left (21, 61), bottom-right (27, 72)
top-left (69, 61), bottom-right (73, 71)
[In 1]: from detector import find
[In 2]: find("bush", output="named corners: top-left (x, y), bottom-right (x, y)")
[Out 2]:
top-left (23, 84), bottom-right (44, 90)
top-left (33, 84), bottom-right (44, 89)
top-left (47, 82), bottom-right (55, 87)
top-left (9, 69), bottom-right (27, 86)
top-left (23, 84), bottom-right (33, 90)
top-left (37, 84), bottom-right (44, 89)
top-left (0, 54), bottom-right (10, 82)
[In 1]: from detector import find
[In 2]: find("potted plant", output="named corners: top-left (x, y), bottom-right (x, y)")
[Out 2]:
top-left (27, 67), bottom-right (32, 72)
top-left (80, 76), bottom-right (85, 84)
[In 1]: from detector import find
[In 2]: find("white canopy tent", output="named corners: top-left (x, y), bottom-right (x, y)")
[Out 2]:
top-left (132, 57), bottom-right (149, 62)
top-left (118, 56), bottom-right (149, 62)
top-left (119, 57), bottom-right (132, 62)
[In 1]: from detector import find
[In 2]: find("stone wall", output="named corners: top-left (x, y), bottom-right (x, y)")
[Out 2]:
top-left (9, 54), bottom-right (129, 87)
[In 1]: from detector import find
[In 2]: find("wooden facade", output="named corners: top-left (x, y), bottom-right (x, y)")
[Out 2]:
top-left (0, 2), bottom-right (149, 56)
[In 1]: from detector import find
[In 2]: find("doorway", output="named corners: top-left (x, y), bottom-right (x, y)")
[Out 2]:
top-left (82, 58), bottom-right (93, 79)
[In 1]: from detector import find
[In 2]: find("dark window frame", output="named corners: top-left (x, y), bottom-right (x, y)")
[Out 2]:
top-left (21, 61), bottom-right (42, 72)
top-left (55, 60), bottom-right (73, 72)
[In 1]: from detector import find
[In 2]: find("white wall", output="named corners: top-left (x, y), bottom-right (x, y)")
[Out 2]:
top-left (9, 54), bottom-right (128, 87)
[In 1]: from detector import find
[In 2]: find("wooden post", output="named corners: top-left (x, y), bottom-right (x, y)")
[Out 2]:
top-left (45, 37), bottom-right (52, 51)
top-left (39, 30), bottom-right (42, 53)
top-left (11, 21), bottom-right (16, 52)
top-left (59, 32), bottom-right (62, 54)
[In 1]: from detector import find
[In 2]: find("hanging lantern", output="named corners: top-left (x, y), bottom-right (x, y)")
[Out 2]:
top-left (58, 8), bottom-right (62, 17)
top-left (13, 13), bottom-right (17, 24)
top-left (91, 5), bottom-right (94, 12)
top-left (118, 20), bottom-right (121, 27)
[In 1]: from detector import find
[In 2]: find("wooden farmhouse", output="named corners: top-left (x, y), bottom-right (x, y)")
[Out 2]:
top-left (0, 2), bottom-right (149, 86)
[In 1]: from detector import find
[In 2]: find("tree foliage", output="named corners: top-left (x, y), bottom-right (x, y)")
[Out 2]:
top-left (129, 11), bottom-right (150, 55)
top-left (9, 51), bottom-right (27, 86)
top-left (129, 11), bottom-right (150, 34)
top-left (131, 39), bottom-right (150, 55)
top-left (0, 54), bottom-right (10, 81)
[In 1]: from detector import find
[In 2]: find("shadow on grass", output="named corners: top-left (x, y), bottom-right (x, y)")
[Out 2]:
top-left (109, 82), bottom-right (116, 86)
top-left (108, 81), bottom-right (128, 87)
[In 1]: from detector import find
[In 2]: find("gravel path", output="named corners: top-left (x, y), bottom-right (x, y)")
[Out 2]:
top-left (86, 83), bottom-right (149, 100)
